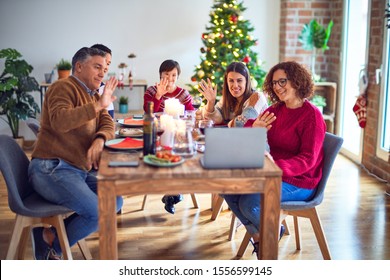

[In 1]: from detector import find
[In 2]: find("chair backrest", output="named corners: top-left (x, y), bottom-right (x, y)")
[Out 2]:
top-left (0, 135), bottom-right (34, 213)
top-left (25, 118), bottom-right (40, 136)
top-left (282, 132), bottom-right (344, 210)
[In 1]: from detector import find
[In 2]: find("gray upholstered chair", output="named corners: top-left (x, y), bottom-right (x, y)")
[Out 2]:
top-left (235, 132), bottom-right (343, 260)
top-left (0, 135), bottom-right (92, 260)
top-left (25, 118), bottom-right (40, 136)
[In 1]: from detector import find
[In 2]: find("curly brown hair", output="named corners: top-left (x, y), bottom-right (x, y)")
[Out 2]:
top-left (263, 61), bottom-right (314, 104)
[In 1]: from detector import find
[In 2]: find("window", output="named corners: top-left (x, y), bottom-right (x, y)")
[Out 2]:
top-left (377, 0), bottom-right (390, 160)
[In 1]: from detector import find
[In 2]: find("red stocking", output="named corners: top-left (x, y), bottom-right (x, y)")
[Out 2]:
top-left (353, 95), bottom-right (367, 128)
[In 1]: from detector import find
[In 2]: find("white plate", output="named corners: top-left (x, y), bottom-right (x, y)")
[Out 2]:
top-left (117, 118), bottom-right (144, 127)
top-left (105, 138), bottom-right (143, 150)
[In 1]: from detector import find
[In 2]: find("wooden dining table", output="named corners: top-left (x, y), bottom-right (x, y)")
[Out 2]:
top-left (97, 149), bottom-right (282, 260)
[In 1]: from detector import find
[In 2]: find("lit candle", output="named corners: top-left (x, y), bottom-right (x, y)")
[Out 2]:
top-left (160, 114), bottom-right (172, 130)
top-left (164, 98), bottom-right (182, 119)
top-left (160, 114), bottom-right (175, 148)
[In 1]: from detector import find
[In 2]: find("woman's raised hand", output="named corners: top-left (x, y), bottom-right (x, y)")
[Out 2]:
top-left (155, 77), bottom-right (169, 99)
top-left (198, 78), bottom-right (217, 103)
top-left (253, 111), bottom-right (276, 130)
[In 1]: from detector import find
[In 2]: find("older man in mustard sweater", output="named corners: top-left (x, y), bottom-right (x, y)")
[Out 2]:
top-left (28, 47), bottom-right (123, 260)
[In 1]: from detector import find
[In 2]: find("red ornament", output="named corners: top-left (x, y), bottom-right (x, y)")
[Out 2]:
top-left (191, 76), bottom-right (197, 82)
top-left (230, 14), bottom-right (238, 24)
top-left (242, 56), bottom-right (251, 63)
top-left (202, 33), bottom-right (207, 39)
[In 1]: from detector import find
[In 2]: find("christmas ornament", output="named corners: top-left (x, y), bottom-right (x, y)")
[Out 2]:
top-left (197, 70), bottom-right (205, 78)
top-left (191, 76), bottom-right (197, 82)
top-left (242, 56), bottom-right (251, 63)
top-left (230, 14), bottom-right (238, 24)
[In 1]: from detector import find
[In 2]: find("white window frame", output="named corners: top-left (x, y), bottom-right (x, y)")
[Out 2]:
top-left (376, 1), bottom-right (390, 161)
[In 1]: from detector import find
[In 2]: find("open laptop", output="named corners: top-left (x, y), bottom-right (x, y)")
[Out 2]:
top-left (200, 127), bottom-right (266, 169)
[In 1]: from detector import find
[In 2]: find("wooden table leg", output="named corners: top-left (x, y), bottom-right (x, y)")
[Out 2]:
top-left (98, 180), bottom-right (118, 260)
top-left (259, 177), bottom-right (281, 260)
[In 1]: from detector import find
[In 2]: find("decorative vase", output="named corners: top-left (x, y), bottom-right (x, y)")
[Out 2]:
top-left (119, 104), bottom-right (128, 114)
top-left (58, 70), bottom-right (71, 79)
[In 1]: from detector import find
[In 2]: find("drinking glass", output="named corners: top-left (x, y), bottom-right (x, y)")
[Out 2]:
top-left (198, 119), bottom-right (214, 136)
top-left (192, 95), bottom-right (203, 109)
top-left (156, 119), bottom-right (165, 151)
top-left (172, 126), bottom-right (195, 158)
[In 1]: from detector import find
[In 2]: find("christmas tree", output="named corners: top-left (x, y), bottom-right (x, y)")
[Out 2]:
top-left (188, 0), bottom-right (266, 98)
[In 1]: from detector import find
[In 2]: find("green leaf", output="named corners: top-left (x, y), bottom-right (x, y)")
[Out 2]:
top-left (299, 19), bottom-right (333, 51)
top-left (0, 48), bottom-right (21, 60)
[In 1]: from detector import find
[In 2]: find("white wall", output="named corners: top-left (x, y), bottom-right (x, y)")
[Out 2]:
top-left (0, 0), bottom-right (280, 140)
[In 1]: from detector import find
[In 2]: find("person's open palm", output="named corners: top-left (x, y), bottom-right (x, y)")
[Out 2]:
top-left (100, 76), bottom-right (118, 108)
top-left (155, 78), bottom-right (169, 99)
top-left (198, 78), bottom-right (217, 103)
top-left (253, 111), bottom-right (276, 130)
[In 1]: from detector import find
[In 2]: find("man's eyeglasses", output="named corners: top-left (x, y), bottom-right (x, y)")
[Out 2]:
top-left (271, 78), bottom-right (288, 88)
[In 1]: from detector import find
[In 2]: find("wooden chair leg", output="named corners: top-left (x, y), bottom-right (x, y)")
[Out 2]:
top-left (293, 216), bottom-right (301, 250)
top-left (236, 231), bottom-right (251, 258)
top-left (228, 214), bottom-right (237, 241)
top-left (6, 215), bottom-right (27, 259)
top-left (190, 193), bottom-right (199, 208)
top-left (228, 213), bottom-right (244, 241)
top-left (77, 239), bottom-right (92, 260)
top-left (211, 196), bottom-right (224, 220)
top-left (307, 208), bottom-right (331, 260)
top-left (17, 226), bottom-right (31, 259)
top-left (47, 216), bottom-right (73, 260)
top-left (211, 194), bottom-right (219, 209)
top-left (282, 219), bottom-right (290, 235)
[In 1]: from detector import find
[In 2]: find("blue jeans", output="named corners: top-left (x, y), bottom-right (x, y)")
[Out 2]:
top-left (28, 158), bottom-right (123, 254)
top-left (223, 182), bottom-right (316, 235)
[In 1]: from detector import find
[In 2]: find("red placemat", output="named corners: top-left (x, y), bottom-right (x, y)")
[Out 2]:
top-left (107, 137), bottom-right (143, 149)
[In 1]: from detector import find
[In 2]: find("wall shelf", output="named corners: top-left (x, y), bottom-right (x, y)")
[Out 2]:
top-left (313, 82), bottom-right (337, 133)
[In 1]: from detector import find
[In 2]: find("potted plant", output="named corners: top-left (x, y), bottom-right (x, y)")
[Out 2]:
top-left (119, 96), bottom-right (128, 114)
top-left (298, 19), bottom-right (334, 81)
top-left (0, 48), bottom-right (40, 145)
top-left (56, 58), bottom-right (72, 79)
top-left (311, 95), bottom-right (327, 114)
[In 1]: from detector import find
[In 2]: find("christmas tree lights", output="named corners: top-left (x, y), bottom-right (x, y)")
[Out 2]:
top-left (188, 0), bottom-right (266, 98)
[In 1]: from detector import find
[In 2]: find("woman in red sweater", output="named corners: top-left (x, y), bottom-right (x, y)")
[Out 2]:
top-left (224, 61), bottom-right (326, 258)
